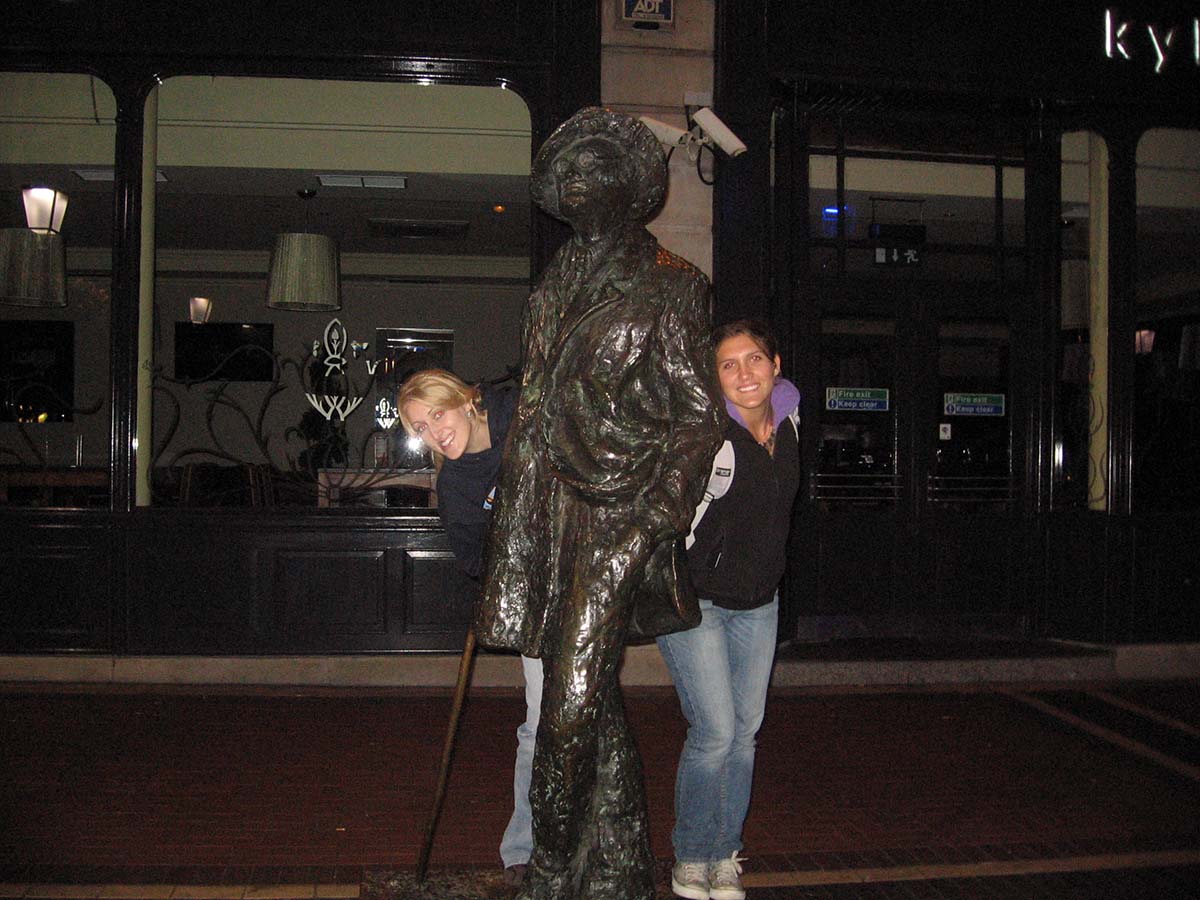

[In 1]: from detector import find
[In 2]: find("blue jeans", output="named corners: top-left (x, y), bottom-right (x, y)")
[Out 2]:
top-left (656, 597), bottom-right (778, 864)
top-left (499, 654), bottom-right (542, 867)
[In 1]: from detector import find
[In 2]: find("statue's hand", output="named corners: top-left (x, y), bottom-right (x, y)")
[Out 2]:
top-left (632, 491), bottom-right (681, 547)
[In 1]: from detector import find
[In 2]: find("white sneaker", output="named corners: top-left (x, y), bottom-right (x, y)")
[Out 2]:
top-left (671, 860), bottom-right (711, 900)
top-left (707, 852), bottom-right (746, 900)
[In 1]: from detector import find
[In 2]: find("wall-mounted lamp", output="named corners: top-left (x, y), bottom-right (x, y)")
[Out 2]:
top-left (189, 296), bottom-right (213, 324)
top-left (267, 189), bottom-right (341, 311)
top-left (23, 186), bottom-right (69, 234)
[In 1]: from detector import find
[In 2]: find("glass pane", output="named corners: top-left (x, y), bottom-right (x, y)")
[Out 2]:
top-left (841, 117), bottom-right (1024, 159)
top-left (1002, 165), bottom-right (1025, 251)
top-left (804, 112), bottom-right (1023, 286)
top-left (931, 321), bottom-right (1012, 508)
top-left (1053, 130), bottom-right (1099, 510)
top-left (816, 318), bottom-right (899, 506)
top-left (146, 77), bottom-right (531, 509)
top-left (808, 154), bottom-right (842, 275)
top-left (1133, 128), bottom-right (1200, 513)
top-left (0, 73), bottom-right (115, 508)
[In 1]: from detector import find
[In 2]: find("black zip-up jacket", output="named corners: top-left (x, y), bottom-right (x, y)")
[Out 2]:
top-left (685, 414), bottom-right (801, 610)
top-left (436, 383), bottom-right (516, 579)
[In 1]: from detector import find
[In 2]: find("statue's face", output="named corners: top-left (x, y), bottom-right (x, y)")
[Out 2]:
top-left (550, 136), bottom-right (632, 233)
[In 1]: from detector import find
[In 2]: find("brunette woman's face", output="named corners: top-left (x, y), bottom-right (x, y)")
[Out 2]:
top-left (716, 333), bottom-right (780, 415)
top-left (402, 400), bottom-right (479, 460)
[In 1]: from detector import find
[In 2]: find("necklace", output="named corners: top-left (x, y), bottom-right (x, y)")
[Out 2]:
top-left (758, 425), bottom-right (776, 455)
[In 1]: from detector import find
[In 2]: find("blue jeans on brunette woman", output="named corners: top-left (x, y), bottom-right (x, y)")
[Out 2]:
top-left (655, 596), bottom-right (778, 864)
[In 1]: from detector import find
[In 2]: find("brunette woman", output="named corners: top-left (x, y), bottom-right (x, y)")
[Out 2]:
top-left (658, 320), bottom-right (801, 900)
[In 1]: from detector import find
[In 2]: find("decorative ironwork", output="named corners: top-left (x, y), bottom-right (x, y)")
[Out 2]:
top-left (305, 318), bottom-right (378, 421)
top-left (149, 320), bottom-right (433, 509)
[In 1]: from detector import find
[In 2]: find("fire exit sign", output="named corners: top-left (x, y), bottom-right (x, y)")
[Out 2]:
top-left (944, 392), bottom-right (1006, 416)
top-left (826, 387), bottom-right (890, 411)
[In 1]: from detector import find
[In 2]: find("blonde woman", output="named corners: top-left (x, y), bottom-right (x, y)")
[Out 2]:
top-left (398, 368), bottom-right (538, 886)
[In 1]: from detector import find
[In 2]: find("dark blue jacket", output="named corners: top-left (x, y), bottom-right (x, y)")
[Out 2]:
top-left (436, 383), bottom-right (516, 578)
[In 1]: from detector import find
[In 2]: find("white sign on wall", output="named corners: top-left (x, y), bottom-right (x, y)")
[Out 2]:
top-left (622, 0), bottom-right (674, 27)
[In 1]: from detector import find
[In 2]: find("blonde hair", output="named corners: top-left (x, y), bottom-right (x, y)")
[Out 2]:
top-left (396, 368), bottom-right (483, 438)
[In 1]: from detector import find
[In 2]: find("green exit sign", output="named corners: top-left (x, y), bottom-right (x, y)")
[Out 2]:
top-left (826, 387), bottom-right (890, 411)
top-left (944, 392), bottom-right (1005, 416)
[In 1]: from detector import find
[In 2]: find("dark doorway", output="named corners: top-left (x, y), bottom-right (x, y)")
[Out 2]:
top-left (779, 95), bottom-right (1029, 641)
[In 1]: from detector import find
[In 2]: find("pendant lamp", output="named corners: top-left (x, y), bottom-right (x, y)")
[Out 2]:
top-left (23, 186), bottom-right (68, 234)
top-left (266, 188), bottom-right (341, 311)
top-left (189, 296), bottom-right (213, 323)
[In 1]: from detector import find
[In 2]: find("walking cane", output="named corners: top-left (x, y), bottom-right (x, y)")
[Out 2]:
top-left (415, 627), bottom-right (477, 883)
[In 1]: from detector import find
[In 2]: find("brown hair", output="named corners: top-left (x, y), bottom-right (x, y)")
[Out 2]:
top-left (711, 318), bottom-right (779, 359)
top-left (396, 369), bottom-right (482, 438)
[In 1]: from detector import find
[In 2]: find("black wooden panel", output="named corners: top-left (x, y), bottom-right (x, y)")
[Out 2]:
top-left (0, 519), bottom-right (112, 651)
top-left (268, 549), bottom-right (389, 637)
top-left (7, 0), bottom-right (545, 59)
top-left (1044, 511), bottom-right (1110, 642)
top-left (814, 510), bottom-right (899, 615)
top-left (259, 545), bottom-right (422, 652)
top-left (929, 514), bottom-right (1014, 614)
top-left (126, 522), bottom-right (258, 653)
top-left (121, 512), bottom-right (478, 653)
top-left (404, 549), bottom-right (479, 638)
top-left (1132, 515), bottom-right (1200, 641)
top-left (759, 1), bottom-right (1200, 107)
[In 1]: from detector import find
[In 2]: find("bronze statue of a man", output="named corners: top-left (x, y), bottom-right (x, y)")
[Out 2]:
top-left (476, 107), bottom-right (724, 900)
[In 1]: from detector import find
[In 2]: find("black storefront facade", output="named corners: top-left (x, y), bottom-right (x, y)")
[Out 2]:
top-left (0, 1), bottom-right (599, 655)
top-left (713, 2), bottom-right (1200, 644)
top-left (1, 1), bottom-right (1198, 658)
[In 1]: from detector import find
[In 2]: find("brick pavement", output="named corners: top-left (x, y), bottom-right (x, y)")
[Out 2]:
top-left (0, 681), bottom-right (1197, 897)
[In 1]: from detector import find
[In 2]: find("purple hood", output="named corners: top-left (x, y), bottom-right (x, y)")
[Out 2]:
top-left (725, 377), bottom-right (801, 431)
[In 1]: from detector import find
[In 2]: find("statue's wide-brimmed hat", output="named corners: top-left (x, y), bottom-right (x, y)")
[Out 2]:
top-left (531, 106), bottom-right (667, 224)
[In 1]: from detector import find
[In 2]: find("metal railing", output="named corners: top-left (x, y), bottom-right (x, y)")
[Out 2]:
top-left (813, 471), bottom-right (903, 503)
top-left (926, 474), bottom-right (1013, 504)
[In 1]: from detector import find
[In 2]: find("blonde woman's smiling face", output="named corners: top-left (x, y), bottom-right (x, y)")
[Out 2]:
top-left (402, 400), bottom-right (480, 460)
top-left (716, 333), bottom-right (780, 415)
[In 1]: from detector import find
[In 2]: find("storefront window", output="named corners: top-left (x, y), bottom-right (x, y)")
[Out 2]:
top-left (814, 318), bottom-right (899, 507)
top-left (144, 76), bottom-right (531, 509)
top-left (0, 73), bottom-right (115, 508)
top-left (1132, 128), bottom-right (1200, 513)
top-left (1053, 130), bottom-right (1099, 510)
top-left (930, 321), bottom-right (1012, 509)
top-left (806, 118), bottom-right (1024, 285)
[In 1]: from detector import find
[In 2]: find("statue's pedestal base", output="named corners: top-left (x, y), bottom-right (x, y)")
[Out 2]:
top-left (363, 867), bottom-right (513, 900)
top-left (363, 861), bottom-right (673, 899)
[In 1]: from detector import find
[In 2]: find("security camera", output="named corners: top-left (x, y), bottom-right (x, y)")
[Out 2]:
top-left (691, 107), bottom-right (747, 157)
top-left (638, 116), bottom-right (691, 148)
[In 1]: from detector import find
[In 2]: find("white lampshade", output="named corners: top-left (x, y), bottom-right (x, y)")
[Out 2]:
top-left (0, 227), bottom-right (67, 307)
top-left (189, 296), bottom-right (213, 324)
top-left (266, 233), bottom-right (341, 311)
top-left (22, 187), bottom-right (68, 235)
